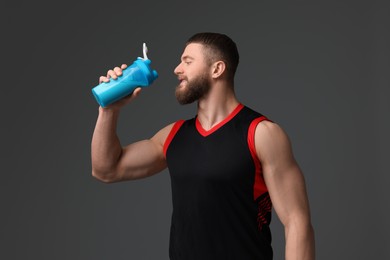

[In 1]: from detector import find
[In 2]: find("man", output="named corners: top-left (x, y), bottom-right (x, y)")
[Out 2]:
top-left (91, 32), bottom-right (315, 259)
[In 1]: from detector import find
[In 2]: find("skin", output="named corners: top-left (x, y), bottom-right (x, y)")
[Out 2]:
top-left (91, 43), bottom-right (315, 259)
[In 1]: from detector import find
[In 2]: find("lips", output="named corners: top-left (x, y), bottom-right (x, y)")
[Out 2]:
top-left (177, 77), bottom-right (187, 86)
top-left (179, 81), bottom-right (186, 87)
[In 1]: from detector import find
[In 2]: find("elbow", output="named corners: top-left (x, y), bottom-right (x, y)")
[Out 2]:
top-left (284, 213), bottom-right (313, 234)
top-left (285, 217), bottom-right (315, 244)
top-left (91, 168), bottom-right (117, 183)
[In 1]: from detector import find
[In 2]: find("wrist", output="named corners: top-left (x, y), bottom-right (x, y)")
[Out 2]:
top-left (98, 106), bottom-right (121, 116)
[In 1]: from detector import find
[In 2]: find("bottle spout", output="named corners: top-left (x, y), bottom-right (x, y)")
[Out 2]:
top-left (143, 43), bottom-right (148, 60)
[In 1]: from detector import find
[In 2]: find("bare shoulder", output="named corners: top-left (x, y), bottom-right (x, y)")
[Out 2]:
top-left (255, 120), bottom-right (294, 163)
top-left (151, 122), bottom-right (176, 146)
top-left (255, 120), bottom-right (290, 144)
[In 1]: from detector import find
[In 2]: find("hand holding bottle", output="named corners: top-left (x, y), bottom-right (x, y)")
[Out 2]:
top-left (92, 43), bottom-right (158, 108)
top-left (97, 64), bottom-right (141, 111)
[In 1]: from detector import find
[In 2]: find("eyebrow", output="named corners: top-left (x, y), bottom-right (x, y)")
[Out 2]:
top-left (181, 55), bottom-right (195, 61)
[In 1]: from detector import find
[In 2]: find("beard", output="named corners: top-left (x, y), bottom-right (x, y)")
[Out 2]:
top-left (175, 73), bottom-right (211, 105)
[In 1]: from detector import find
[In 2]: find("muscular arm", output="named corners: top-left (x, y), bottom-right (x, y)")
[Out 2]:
top-left (255, 121), bottom-right (315, 260)
top-left (91, 65), bottom-right (173, 183)
top-left (91, 106), bottom-right (173, 183)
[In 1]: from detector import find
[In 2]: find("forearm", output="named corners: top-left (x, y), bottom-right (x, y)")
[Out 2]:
top-left (91, 107), bottom-right (123, 181)
top-left (285, 221), bottom-right (315, 260)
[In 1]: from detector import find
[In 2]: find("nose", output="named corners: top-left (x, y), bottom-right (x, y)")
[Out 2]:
top-left (174, 62), bottom-right (182, 75)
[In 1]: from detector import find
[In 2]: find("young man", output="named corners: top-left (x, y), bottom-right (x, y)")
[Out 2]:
top-left (91, 33), bottom-right (315, 260)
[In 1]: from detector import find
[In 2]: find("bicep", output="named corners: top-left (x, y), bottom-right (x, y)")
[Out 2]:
top-left (256, 122), bottom-right (311, 226)
top-left (114, 123), bottom-right (174, 182)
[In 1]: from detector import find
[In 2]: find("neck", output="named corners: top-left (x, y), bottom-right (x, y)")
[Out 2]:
top-left (196, 81), bottom-right (240, 131)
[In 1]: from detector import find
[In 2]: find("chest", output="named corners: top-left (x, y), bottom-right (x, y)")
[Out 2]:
top-left (166, 120), bottom-right (255, 184)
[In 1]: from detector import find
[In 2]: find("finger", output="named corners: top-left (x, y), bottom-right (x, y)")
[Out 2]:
top-left (113, 67), bottom-right (123, 76)
top-left (99, 76), bottom-right (109, 83)
top-left (107, 69), bottom-right (117, 80)
top-left (121, 64), bottom-right (128, 69)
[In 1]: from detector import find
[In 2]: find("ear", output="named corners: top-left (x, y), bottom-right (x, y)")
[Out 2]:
top-left (211, 61), bottom-right (226, 79)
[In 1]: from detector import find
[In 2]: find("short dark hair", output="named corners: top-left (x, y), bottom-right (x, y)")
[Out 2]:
top-left (186, 32), bottom-right (239, 80)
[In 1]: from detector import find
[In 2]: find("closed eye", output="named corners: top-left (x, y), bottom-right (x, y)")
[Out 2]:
top-left (181, 55), bottom-right (194, 65)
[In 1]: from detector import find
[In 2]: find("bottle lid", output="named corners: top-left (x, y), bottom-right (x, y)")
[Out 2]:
top-left (135, 43), bottom-right (158, 84)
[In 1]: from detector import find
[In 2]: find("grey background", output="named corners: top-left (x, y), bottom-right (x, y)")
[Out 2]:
top-left (2, 1), bottom-right (389, 259)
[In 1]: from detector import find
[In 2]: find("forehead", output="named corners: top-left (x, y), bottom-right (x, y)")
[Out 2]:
top-left (181, 43), bottom-right (206, 60)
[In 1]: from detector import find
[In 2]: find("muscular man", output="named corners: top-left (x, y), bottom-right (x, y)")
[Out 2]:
top-left (91, 32), bottom-right (315, 260)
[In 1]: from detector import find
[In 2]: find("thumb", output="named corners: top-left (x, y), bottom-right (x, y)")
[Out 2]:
top-left (122, 87), bottom-right (142, 103)
top-left (132, 87), bottom-right (142, 98)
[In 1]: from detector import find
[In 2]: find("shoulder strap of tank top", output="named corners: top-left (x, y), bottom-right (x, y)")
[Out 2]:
top-left (163, 120), bottom-right (185, 158)
top-left (247, 116), bottom-right (272, 200)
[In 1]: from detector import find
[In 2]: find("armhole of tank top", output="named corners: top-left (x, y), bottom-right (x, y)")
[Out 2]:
top-left (163, 120), bottom-right (185, 158)
top-left (247, 116), bottom-right (271, 200)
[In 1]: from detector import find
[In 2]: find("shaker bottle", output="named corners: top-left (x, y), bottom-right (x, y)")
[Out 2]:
top-left (92, 43), bottom-right (158, 108)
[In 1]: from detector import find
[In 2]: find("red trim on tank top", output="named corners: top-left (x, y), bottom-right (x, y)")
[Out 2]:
top-left (195, 103), bottom-right (244, 137)
top-left (247, 116), bottom-right (270, 200)
top-left (163, 120), bottom-right (185, 158)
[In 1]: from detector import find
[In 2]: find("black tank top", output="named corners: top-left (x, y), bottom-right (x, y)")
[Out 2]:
top-left (163, 104), bottom-right (273, 260)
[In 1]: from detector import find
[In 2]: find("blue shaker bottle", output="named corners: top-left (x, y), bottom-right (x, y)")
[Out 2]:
top-left (92, 43), bottom-right (158, 108)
